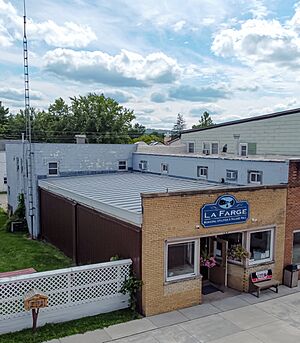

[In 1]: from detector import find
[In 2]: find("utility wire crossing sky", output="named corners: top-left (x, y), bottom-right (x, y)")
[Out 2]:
top-left (0, 0), bottom-right (299, 128)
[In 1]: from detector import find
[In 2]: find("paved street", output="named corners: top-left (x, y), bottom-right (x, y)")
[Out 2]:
top-left (47, 284), bottom-right (300, 343)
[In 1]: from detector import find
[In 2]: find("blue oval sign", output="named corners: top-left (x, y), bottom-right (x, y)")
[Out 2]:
top-left (201, 195), bottom-right (249, 228)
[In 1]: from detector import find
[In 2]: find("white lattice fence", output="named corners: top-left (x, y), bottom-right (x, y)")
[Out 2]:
top-left (0, 259), bottom-right (131, 334)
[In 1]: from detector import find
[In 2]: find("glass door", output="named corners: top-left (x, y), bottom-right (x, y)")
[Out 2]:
top-left (209, 237), bottom-right (228, 290)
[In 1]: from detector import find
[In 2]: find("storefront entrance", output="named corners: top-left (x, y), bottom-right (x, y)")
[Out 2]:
top-left (200, 233), bottom-right (242, 293)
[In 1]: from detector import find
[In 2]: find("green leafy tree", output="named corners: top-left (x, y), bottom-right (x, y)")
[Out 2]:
top-left (0, 101), bottom-right (9, 126)
top-left (70, 93), bottom-right (135, 143)
top-left (172, 113), bottom-right (186, 137)
top-left (131, 134), bottom-right (163, 144)
top-left (128, 123), bottom-right (146, 139)
top-left (192, 111), bottom-right (214, 129)
top-left (3, 94), bottom-right (137, 143)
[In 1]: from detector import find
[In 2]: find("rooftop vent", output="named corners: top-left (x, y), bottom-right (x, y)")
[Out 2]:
top-left (75, 134), bottom-right (86, 144)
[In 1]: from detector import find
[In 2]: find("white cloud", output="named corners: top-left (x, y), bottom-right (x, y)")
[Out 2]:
top-left (43, 48), bottom-right (182, 86)
top-left (98, 89), bottom-right (134, 103)
top-left (27, 20), bottom-right (96, 48)
top-left (248, 0), bottom-right (268, 19)
top-left (173, 20), bottom-right (186, 32)
top-left (0, 87), bottom-right (44, 101)
top-left (0, 0), bottom-right (96, 48)
top-left (0, 23), bottom-right (13, 47)
top-left (212, 17), bottom-right (300, 69)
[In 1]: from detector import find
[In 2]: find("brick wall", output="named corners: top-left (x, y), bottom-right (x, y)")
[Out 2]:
top-left (285, 160), bottom-right (300, 267)
top-left (141, 186), bottom-right (287, 316)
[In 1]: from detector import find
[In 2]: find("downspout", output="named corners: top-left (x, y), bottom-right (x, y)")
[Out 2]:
top-left (72, 202), bottom-right (78, 265)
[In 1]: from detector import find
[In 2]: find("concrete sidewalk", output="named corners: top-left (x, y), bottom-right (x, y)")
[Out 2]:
top-left (47, 284), bottom-right (300, 343)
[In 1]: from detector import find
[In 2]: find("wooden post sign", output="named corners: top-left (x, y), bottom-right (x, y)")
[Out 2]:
top-left (24, 289), bottom-right (48, 332)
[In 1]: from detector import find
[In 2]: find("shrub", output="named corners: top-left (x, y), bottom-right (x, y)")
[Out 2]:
top-left (5, 193), bottom-right (28, 232)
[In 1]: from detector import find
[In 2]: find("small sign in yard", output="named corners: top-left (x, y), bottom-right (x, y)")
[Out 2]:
top-left (24, 289), bottom-right (48, 332)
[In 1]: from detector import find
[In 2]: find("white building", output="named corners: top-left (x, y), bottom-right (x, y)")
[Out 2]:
top-left (180, 108), bottom-right (300, 156)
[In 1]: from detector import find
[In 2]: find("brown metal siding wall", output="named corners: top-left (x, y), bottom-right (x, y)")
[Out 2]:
top-left (40, 189), bottom-right (75, 259)
top-left (76, 205), bottom-right (142, 278)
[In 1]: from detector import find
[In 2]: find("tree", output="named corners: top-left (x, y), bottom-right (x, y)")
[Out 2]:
top-left (1, 94), bottom-right (140, 144)
top-left (131, 134), bottom-right (163, 144)
top-left (128, 123), bottom-right (146, 139)
top-left (172, 113), bottom-right (186, 137)
top-left (0, 101), bottom-right (9, 126)
top-left (70, 93), bottom-right (135, 143)
top-left (192, 111), bottom-right (214, 129)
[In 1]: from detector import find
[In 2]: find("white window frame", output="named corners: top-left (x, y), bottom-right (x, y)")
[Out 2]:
top-left (211, 142), bottom-right (219, 155)
top-left (48, 161), bottom-right (59, 176)
top-left (161, 163), bottom-right (169, 174)
top-left (226, 169), bottom-right (238, 182)
top-left (187, 141), bottom-right (195, 153)
top-left (202, 142), bottom-right (210, 155)
top-left (139, 160), bottom-right (148, 171)
top-left (248, 170), bottom-right (263, 184)
top-left (247, 228), bottom-right (274, 266)
top-left (197, 166), bottom-right (208, 179)
top-left (118, 160), bottom-right (128, 171)
top-left (240, 143), bottom-right (248, 156)
top-left (165, 239), bottom-right (200, 282)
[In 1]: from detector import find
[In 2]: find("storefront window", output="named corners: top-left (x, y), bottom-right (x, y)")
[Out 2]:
top-left (293, 231), bottom-right (300, 264)
top-left (249, 230), bottom-right (273, 264)
top-left (166, 241), bottom-right (197, 281)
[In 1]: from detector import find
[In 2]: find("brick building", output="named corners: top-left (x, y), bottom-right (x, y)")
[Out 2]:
top-left (38, 173), bottom-right (287, 316)
top-left (285, 160), bottom-right (300, 269)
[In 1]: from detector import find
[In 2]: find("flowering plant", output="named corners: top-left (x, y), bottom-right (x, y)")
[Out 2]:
top-left (227, 244), bottom-right (250, 261)
top-left (200, 249), bottom-right (217, 268)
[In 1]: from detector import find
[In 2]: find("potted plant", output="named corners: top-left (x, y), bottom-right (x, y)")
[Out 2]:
top-left (200, 249), bottom-right (217, 269)
top-left (227, 244), bottom-right (250, 262)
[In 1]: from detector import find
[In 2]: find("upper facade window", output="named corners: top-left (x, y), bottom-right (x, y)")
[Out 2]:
top-left (248, 170), bottom-right (263, 184)
top-left (202, 142), bottom-right (210, 155)
top-left (240, 143), bottom-right (248, 156)
top-left (118, 160), bottom-right (128, 171)
top-left (211, 142), bottom-right (219, 155)
top-left (48, 162), bottom-right (58, 176)
top-left (226, 169), bottom-right (238, 182)
top-left (187, 142), bottom-right (195, 153)
top-left (161, 163), bottom-right (169, 174)
top-left (139, 160), bottom-right (148, 171)
top-left (197, 166), bottom-right (208, 179)
top-left (203, 142), bottom-right (219, 155)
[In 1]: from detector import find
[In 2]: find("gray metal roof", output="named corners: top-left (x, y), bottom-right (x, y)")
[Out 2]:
top-left (38, 172), bottom-right (226, 226)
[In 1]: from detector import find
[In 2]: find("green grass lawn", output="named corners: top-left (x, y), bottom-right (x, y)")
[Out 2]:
top-left (0, 211), bottom-right (135, 342)
top-left (0, 309), bottom-right (134, 343)
top-left (0, 210), bottom-right (73, 272)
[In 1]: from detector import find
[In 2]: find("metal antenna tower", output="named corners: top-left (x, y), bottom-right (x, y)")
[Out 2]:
top-left (23, 0), bottom-right (34, 238)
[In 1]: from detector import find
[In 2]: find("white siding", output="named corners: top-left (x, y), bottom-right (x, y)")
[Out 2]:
top-left (181, 112), bottom-right (300, 156)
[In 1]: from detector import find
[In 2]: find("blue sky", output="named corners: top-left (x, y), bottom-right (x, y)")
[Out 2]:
top-left (0, 0), bottom-right (300, 129)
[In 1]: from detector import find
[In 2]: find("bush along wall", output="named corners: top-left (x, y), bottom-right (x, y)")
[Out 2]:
top-left (5, 193), bottom-right (28, 232)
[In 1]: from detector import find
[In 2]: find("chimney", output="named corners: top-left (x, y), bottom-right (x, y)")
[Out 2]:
top-left (233, 134), bottom-right (240, 155)
top-left (75, 134), bottom-right (86, 144)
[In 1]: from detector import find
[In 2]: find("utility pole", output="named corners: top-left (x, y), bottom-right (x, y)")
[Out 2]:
top-left (23, 0), bottom-right (34, 238)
